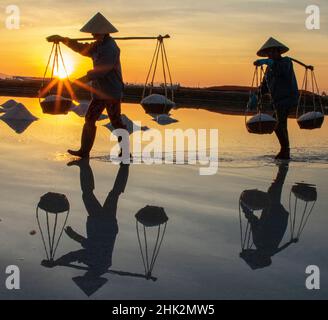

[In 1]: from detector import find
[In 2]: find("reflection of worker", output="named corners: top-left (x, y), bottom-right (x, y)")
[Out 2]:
top-left (254, 37), bottom-right (301, 160)
top-left (240, 164), bottom-right (296, 269)
top-left (48, 12), bottom-right (126, 158)
top-left (44, 160), bottom-right (129, 293)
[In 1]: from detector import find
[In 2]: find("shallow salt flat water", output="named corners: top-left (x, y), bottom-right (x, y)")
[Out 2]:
top-left (0, 97), bottom-right (327, 300)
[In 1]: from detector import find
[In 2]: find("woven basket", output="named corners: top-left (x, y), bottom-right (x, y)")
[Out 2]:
top-left (40, 95), bottom-right (73, 115)
top-left (297, 111), bottom-right (324, 130)
top-left (246, 113), bottom-right (277, 135)
top-left (141, 94), bottom-right (175, 115)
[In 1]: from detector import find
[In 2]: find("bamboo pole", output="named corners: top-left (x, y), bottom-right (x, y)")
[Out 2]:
top-left (48, 34), bottom-right (170, 42)
top-left (290, 58), bottom-right (314, 70)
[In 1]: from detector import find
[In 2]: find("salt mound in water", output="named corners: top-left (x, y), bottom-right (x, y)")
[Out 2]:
top-left (153, 114), bottom-right (178, 125)
top-left (105, 114), bottom-right (149, 135)
top-left (70, 100), bottom-right (89, 116)
top-left (0, 99), bottom-right (19, 109)
top-left (1, 103), bottom-right (38, 121)
top-left (71, 100), bottom-right (108, 120)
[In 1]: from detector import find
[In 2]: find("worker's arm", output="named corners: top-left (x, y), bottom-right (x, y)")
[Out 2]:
top-left (65, 226), bottom-right (86, 244)
top-left (47, 35), bottom-right (94, 57)
top-left (254, 59), bottom-right (274, 68)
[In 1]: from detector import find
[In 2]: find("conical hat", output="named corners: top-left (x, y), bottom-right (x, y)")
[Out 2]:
top-left (257, 37), bottom-right (289, 57)
top-left (80, 12), bottom-right (118, 34)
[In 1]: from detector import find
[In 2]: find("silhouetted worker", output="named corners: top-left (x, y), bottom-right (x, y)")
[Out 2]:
top-left (48, 12), bottom-right (126, 158)
top-left (254, 37), bottom-right (299, 160)
top-left (48, 160), bottom-right (129, 295)
top-left (240, 164), bottom-right (296, 269)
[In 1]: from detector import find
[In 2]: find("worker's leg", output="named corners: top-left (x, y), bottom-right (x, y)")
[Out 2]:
top-left (105, 100), bottom-right (126, 130)
top-left (105, 101), bottom-right (130, 159)
top-left (274, 106), bottom-right (290, 160)
top-left (68, 100), bottom-right (105, 158)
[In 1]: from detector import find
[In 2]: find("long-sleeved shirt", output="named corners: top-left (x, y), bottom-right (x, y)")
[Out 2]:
top-left (261, 57), bottom-right (299, 109)
top-left (66, 35), bottom-right (124, 100)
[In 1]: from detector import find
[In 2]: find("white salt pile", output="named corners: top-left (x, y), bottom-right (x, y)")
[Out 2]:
top-left (105, 114), bottom-right (149, 135)
top-left (298, 111), bottom-right (324, 122)
top-left (43, 95), bottom-right (72, 103)
top-left (0, 103), bottom-right (38, 121)
top-left (70, 100), bottom-right (108, 120)
top-left (153, 114), bottom-right (178, 125)
top-left (141, 94), bottom-right (175, 107)
top-left (247, 113), bottom-right (276, 124)
top-left (1, 118), bottom-right (35, 134)
top-left (70, 100), bottom-right (89, 117)
top-left (0, 99), bottom-right (19, 109)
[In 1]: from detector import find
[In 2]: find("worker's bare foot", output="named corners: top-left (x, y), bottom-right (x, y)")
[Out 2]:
top-left (67, 158), bottom-right (89, 167)
top-left (67, 149), bottom-right (90, 159)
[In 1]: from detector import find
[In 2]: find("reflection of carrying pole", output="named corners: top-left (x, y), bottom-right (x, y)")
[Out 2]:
top-left (47, 34), bottom-right (170, 42)
top-left (62, 263), bottom-right (157, 281)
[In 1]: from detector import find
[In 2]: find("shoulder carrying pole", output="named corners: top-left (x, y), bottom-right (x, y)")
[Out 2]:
top-left (50, 34), bottom-right (170, 42)
top-left (290, 58), bottom-right (314, 70)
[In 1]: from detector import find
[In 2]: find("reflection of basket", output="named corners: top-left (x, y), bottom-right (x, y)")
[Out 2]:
top-left (37, 192), bottom-right (70, 264)
top-left (289, 183), bottom-right (317, 241)
top-left (240, 189), bottom-right (270, 211)
top-left (291, 183), bottom-right (317, 202)
top-left (297, 111), bottom-right (324, 130)
top-left (141, 94), bottom-right (175, 115)
top-left (135, 206), bottom-right (168, 280)
top-left (40, 95), bottom-right (72, 115)
top-left (246, 113), bottom-right (277, 135)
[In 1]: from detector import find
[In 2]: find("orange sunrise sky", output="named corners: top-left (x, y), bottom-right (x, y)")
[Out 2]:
top-left (0, 0), bottom-right (327, 91)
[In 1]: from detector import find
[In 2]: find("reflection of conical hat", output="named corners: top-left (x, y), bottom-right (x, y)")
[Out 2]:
top-left (80, 12), bottom-right (118, 34)
top-left (257, 37), bottom-right (289, 57)
top-left (240, 189), bottom-right (270, 211)
top-left (73, 276), bottom-right (108, 297)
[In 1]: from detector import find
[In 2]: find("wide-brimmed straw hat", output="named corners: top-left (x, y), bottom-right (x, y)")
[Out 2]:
top-left (257, 37), bottom-right (289, 57)
top-left (80, 12), bottom-right (118, 34)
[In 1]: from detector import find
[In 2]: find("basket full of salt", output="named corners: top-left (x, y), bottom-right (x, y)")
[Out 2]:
top-left (246, 113), bottom-right (277, 135)
top-left (296, 68), bottom-right (325, 130)
top-left (40, 95), bottom-right (73, 115)
top-left (141, 94), bottom-right (175, 115)
top-left (297, 111), bottom-right (324, 130)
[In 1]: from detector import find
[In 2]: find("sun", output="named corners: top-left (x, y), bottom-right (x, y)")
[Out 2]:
top-left (54, 53), bottom-right (74, 79)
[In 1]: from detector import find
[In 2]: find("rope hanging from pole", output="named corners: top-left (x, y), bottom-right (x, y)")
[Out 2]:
top-left (142, 37), bottom-right (174, 100)
top-left (39, 42), bottom-right (75, 115)
top-left (296, 67), bottom-right (325, 130)
top-left (141, 36), bottom-right (175, 115)
top-left (245, 65), bottom-right (277, 135)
